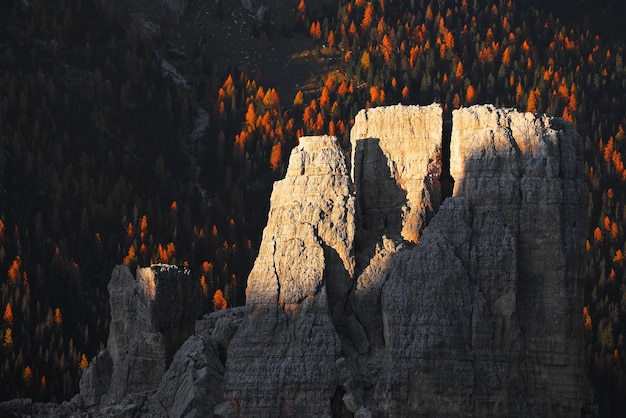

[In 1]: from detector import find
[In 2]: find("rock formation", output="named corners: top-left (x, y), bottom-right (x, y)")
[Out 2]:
top-left (220, 135), bottom-right (356, 416)
top-left (109, 0), bottom-right (189, 23)
top-left (372, 105), bottom-right (586, 416)
top-left (79, 264), bottom-right (204, 412)
top-left (220, 104), bottom-right (587, 417)
top-left (101, 264), bottom-right (202, 406)
top-left (1, 104), bottom-right (588, 417)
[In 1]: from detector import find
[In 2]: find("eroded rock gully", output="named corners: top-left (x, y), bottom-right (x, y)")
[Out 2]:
top-left (16, 104), bottom-right (587, 417)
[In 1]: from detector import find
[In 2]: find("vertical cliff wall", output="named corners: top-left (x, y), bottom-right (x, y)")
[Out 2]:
top-left (81, 264), bottom-right (203, 410)
top-left (222, 136), bottom-right (355, 416)
top-left (374, 105), bottom-right (587, 416)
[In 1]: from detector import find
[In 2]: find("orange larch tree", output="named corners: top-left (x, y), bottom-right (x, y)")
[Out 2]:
top-left (455, 61), bottom-right (464, 79)
top-left (8, 256), bottom-right (20, 283)
top-left (3, 303), bottom-right (13, 325)
top-left (361, 2), bottom-right (374, 33)
top-left (327, 30), bottom-right (335, 48)
top-left (526, 88), bottom-right (540, 113)
top-left (213, 289), bottom-right (227, 310)
top-left (319, 86), bottom-right (331, 109)
top-left (270, 142), bottom-right (282, 171)
top-left (465, 84), bottom-right (476, 104)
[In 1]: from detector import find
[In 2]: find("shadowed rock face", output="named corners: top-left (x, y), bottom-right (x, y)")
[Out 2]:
top-left (108, 0), bottom-right (188, 23)
top-left (83, 264), bottom-right (203, 408)
top-left (350, 103), bottom-right (443, 245)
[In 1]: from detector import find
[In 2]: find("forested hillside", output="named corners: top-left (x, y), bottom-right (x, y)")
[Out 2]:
top-left (1, 0), bottom-right (625, 415)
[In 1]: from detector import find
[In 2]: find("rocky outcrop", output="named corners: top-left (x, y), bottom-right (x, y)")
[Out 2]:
top-left (145, 335), bottom-right (224, 417)
top-left (85, 264), bottom-right (203, 408)
top-left (220, 135), bottom-right (356, 416)
top-left (109, 0), bottom-right (188, 23)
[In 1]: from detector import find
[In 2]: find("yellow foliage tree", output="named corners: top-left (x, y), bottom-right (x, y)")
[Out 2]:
top-left (293, 90), bottom-right (304, 107)
top-left (360, 51), bottom-right (371, 70)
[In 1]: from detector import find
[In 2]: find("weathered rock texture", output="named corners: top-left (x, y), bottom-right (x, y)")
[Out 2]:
top-left (350, 103), bottom-right (442, 244)
top-left (221, 135), bottom-right (356, 417)
top-left (146, 335), bottom-right (224, 417)
top-left (87, 264), bottom-right (203, 407)
top-left (372, 105), bottom-right (587, 416)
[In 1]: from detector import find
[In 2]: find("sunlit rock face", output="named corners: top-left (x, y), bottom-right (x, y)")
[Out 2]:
top-left (221, 135), bottom-right (355, 417)
top-left (350, 103), bottom-right (442, 245)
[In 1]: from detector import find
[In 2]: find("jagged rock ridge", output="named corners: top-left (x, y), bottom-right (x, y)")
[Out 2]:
top-left (2, 104), bottom-right (587, 417)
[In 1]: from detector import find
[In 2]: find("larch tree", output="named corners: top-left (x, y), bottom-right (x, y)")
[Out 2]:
top-left (361, 2), bottom-right (374, 33)
top-left (327, 30), bottom-right (335, 48)
top-left (465, 84), bottom-right (476, 104)
top-left (270, 142), bottom-right (282, 171)
top-left (3, 328), bottom-right (12, 347)
top-left (213, 289), bottom-right (227, 310)
top-left (360, 51), bottom-right (371, 70)
top-left (293, 90), bottom-right (304, 107)
top-left (54, 307), bottom-right (62, 326)
top-left (3, 303), bottom-right (12, 325)
top-left (79, 354), bottom-right (89, 371)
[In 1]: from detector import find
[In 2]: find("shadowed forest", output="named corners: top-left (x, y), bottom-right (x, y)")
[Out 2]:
top-left (0, 0), bottom-right (625, 414)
